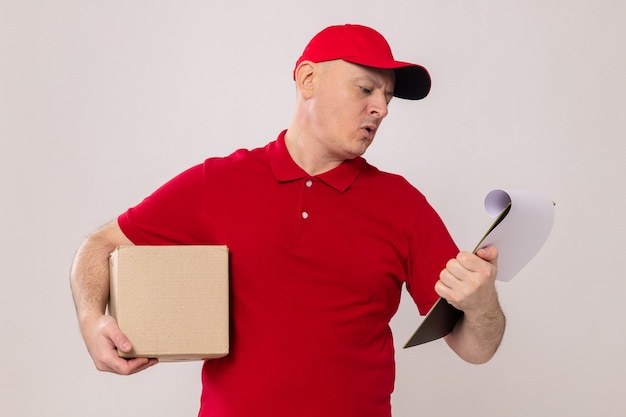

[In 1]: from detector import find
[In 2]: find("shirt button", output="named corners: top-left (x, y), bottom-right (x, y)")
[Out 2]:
top-left (301, 211), bottom-right (309, 219)
top-left (305, 180), bottom-right (313, 188)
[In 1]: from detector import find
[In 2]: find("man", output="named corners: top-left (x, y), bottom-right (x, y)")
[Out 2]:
top-left (71, 24), bottom-right (505, 417)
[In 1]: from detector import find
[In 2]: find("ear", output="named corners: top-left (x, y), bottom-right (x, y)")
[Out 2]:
top-left (294, 60), bottom-right (316, 99)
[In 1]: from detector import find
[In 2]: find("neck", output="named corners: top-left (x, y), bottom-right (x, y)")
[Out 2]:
top-left (284, 127), bottom-right (344, 176)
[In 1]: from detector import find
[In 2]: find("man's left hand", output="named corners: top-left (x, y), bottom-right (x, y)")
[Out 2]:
top-left (435, 246), bottom-right (499, 314)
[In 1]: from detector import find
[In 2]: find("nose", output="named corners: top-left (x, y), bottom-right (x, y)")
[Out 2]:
top-left (369, 92), bottom-right (389, 119)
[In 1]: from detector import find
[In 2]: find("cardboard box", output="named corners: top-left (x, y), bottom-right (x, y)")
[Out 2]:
top-left (109, 245), bottom-right (229, 361)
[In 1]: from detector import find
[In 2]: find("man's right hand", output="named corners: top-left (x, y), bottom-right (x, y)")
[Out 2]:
top-left (71, 220), bottom-right (157, 375)
top-left (83, 314), bottom-right (158, 375)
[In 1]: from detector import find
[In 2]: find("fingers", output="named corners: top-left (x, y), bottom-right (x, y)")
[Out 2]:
top-left (103, 318), bottom-right (133, 353)
top-left (435, 248), bottom-right (499, 311)
top-left (435, 266), bottom-right (463, 307)
top-left (455, 249), bottom-right (497, 276)
top-left (105, 357), bottom-right (159, 376)
top-left (438, 252), bottom-right (490, 287)
top-left (86, 316), bottom-right (158, 375)
top-left (475, 245), bottom-right (498, 266)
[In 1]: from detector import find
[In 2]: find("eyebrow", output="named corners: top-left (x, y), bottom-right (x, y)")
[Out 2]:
top-left (357, 75), bottom-right (395, 97)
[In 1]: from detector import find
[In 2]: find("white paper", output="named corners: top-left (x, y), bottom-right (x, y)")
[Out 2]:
top-left (403, 188), bottom-right (556, 348)
top-left (475, 189), bottom-right (555, 282)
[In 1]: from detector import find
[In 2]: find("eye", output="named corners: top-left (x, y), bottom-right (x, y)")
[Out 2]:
top-left (359, 86), bottom-right (373, 95)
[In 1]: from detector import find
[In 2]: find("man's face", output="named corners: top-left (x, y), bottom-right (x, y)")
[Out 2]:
top-left (308, 60), bottom-right (395, 161)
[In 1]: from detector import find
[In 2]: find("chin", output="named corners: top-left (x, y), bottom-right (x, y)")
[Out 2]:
top-left (348, 146), bottom-right (370, 159)
top-left (358, 139), bottom-right (373, 154)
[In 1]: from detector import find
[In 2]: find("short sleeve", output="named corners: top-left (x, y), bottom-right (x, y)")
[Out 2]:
top-left (406, 201), bottom-right (459, 315)
top-left (118, 163), bottom-right (207, 245)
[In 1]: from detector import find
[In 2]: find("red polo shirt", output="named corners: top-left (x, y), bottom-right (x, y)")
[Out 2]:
top-left (118, 130), bottom-right (458, 417)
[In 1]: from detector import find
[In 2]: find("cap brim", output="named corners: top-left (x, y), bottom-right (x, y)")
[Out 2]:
top-left (342, 58), bottom-right (431, 100)
top-left (393, 65), bottom-right (431, 100)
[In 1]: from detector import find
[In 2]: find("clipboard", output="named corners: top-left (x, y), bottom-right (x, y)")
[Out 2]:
top-left (403, 189), bottom-right (555, 348)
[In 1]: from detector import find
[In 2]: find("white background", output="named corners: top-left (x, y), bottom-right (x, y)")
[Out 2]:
top-left (1, 1), bottom-right (625, 416)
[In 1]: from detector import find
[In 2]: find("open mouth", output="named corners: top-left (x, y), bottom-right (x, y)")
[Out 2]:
top-left (363, 125), bottom-right (378, 140)
top-left (363, 124), bottom-right (377, 135)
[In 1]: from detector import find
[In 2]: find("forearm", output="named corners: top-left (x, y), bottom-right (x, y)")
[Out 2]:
top-left (70, 221), bottom-right (132, 328)
top-left (70, 221), bottom-right (156, 374)
top-left (71, 237), bottom-right (111, 326)
top-left (444, 300), bottom-right (506, 364)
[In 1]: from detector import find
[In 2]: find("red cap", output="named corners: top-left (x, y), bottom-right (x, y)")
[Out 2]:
top-left (294, 24), bottom-right (431, 100)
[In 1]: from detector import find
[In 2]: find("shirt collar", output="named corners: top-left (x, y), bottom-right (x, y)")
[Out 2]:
top-left (268, 130), bottom-right (366, 193)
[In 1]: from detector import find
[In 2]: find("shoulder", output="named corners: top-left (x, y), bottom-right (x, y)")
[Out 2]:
top-left (201, 143), bottom-right (269, 173)
top-left (358, 163), bottom-right (427, 205)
